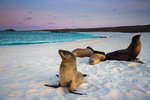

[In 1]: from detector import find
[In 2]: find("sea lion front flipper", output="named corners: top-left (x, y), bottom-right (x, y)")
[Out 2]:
top-left (56, 74), bottom-right (59, 77)
top-left (45, 83), bottom-right (61, 88)
top-left (135, 60), bottom-right (145, 64)
top-left (82, 74), bottom-right (87, 77)
top-left (134, 58), bottom-right (144, 64)
top-left (131, 59), bottom-right (145, 64)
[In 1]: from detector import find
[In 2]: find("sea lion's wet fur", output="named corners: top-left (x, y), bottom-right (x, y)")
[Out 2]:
top-left (106, 35), bottom-right (142, 61)
top-left (89, 53), bottom-right (106, 65)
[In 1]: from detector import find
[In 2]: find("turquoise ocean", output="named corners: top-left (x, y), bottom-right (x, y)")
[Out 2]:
top-left (0, 31), bottom-right (98, 46)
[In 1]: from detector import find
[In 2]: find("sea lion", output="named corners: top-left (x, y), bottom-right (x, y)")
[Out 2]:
top-left (72, 46), bottom-right (94, 57)
top-left (106, 34), bottom-right (142, 62)
top-left (89, 53), bottom-right (106, 65)
top-left (45, 49), bottom-right (86, 95)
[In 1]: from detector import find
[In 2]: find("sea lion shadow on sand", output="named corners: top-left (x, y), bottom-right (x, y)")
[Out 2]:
top-left (106, 34), bottom-right (144, 64)
top-left (45, 49), bottom-right (87, 95)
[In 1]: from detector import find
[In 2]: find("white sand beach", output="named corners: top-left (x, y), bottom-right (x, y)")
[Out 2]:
top-left (0, 33), bottom-right (150, 100)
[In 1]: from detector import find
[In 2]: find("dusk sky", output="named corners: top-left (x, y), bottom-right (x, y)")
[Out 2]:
top-left (0, 0), bottom-right (150, 30)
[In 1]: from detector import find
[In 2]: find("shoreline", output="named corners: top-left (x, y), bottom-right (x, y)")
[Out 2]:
top-left (0, 32), bottom-right (127, 47)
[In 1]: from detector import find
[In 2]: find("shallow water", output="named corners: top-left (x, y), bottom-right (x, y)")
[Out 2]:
top-left (0, 31), bottom-right (97, 46)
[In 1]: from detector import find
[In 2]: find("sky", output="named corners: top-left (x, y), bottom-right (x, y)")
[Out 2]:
top-left (0, 0), bottom-right (150, 30)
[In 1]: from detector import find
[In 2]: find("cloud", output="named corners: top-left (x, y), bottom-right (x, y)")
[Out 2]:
top-left (52, 16), bottom-right (58, 19)
top-left (47, 22), bottom-right (55, 24)
top-left (23, 17), bottom-right (32, 21)
top-left (83, 14), bottom-right (88, 18)
top-left (125, 1), bottom-right (150, 10)
top-left (28, 11), bottom-right (32, 14)
top-left (112, 8), bottom-right (117, 12)
top-left (5, 5), bottom-right (9, 8)
top-left (47, 15), bottom-right (59, 19)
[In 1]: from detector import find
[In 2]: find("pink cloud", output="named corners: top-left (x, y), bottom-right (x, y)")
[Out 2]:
top-left (47, 22), bottom-right (55, 24)
top-left (23, 17), bottom-right (32, 21)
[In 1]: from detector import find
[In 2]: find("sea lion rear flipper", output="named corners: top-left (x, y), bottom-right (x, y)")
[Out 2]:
top-left (69, 90), bottom-right (87, 95)
top-left (137, 60), bottom-right (145, 64)
top-left (45, 83), bottom-right (61, 88)
top-left (56, 74), bottom-right (87, 77)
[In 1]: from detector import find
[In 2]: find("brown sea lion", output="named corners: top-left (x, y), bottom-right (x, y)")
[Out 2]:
top-left (106, 35), bottom-right (142, 63)
top-left (72, 46), bottom-right (94, 57)
top-left (89, 53), bottom-right (106, 65)
top-left (45, 49), bottom-right (86, 95)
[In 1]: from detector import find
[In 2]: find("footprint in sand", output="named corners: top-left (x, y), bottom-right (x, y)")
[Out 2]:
top-left (128, 62), bottom-right (141, 67)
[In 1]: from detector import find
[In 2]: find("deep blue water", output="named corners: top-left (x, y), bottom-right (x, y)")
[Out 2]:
top-left (0, 31), bottom-right (98, 46)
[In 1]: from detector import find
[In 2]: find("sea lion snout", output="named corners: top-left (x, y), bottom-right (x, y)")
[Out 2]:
top-left (59, 49), bottom-right (69, 56)
top-left (135, 34), bottom-right (141, 38)
top-left (58, 49), bottom-right (63, 54)
top-left (86, 46), bottom-right (94, 51)
top-left (58, 49), bottom-right (76, 60)
top-left (132, 35), bottom-right (141, 41)
top-left (58, 49), bottom-right (65, 58)
top-left (89, 60), bottom-right (94, 65)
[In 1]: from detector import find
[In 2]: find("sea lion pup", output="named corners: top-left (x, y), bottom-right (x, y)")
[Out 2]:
top-left (72, 46), bottom-right (94, 57)
top-left (89, 53), bottom-right (106, 65)
top-left (106, 34), bottom-right (143, 63)
top-left (45, 49), bottom-right (86, 95)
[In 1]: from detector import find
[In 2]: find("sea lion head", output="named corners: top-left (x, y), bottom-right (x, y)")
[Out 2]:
top-left (89, 59), bottom-right (95, 65)
top-left (86, 46), bottom-right (94, 51)
top-left (59, 49), bottom-right (76, 62)
top-left (89, 54), bottom-right (106, 65)
top-left (132, 35), bottom-right (141, 42)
